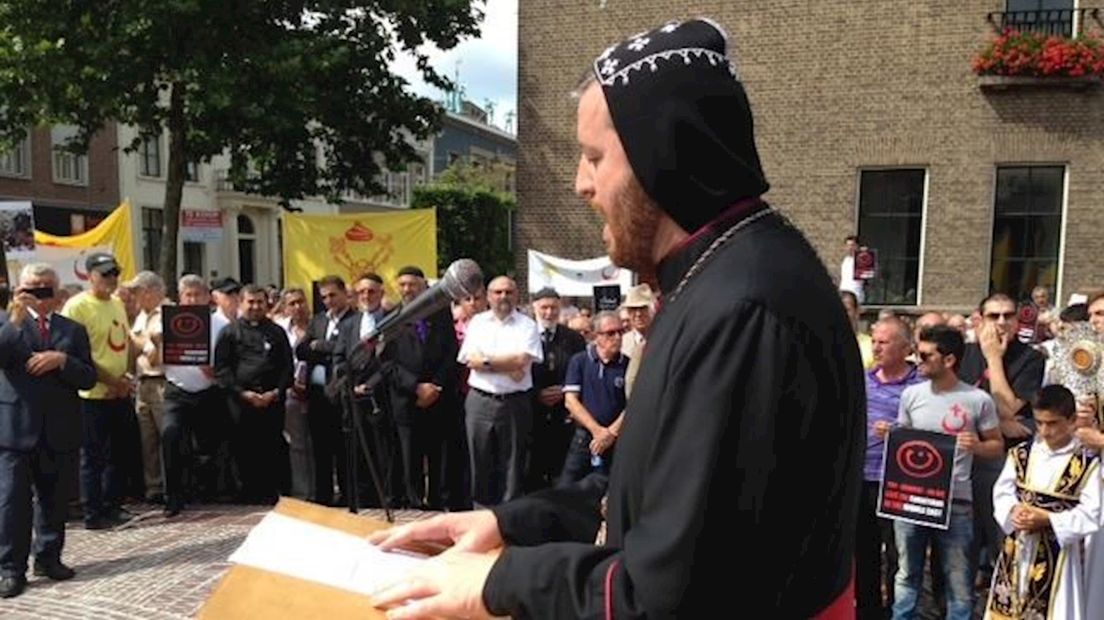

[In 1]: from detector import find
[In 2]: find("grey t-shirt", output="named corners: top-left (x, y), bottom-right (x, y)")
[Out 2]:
top-left (897, 380), bottom-right (1000, 501)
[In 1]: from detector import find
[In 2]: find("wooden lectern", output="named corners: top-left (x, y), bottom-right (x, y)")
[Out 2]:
top-left (198, 498), bottom-right (397, 619)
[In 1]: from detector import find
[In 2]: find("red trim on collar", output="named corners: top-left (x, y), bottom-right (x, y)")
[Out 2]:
top-left (665, 196), bottom-right (765, 258)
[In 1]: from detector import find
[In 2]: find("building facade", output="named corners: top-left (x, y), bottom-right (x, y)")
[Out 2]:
top-left (433, 109), bottom-right (518, 195)
top-left (118, 125), bottom-right (432, 286)
top-left (0, 124), bottom-right (120, 237)
top-left (517, 1), bottom-right (1104, 310)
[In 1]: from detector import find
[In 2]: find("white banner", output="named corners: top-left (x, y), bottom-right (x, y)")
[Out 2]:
top-left (31, 244), bottom-right (113, 288)
top-left (527, 249), bottom-right (633, 296)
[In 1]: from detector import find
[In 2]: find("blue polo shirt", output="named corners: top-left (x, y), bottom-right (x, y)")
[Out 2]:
top-left (562, 344), bottom-right (629, 427)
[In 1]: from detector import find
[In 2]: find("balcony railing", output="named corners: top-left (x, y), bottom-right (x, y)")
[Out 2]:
top-left (987, 8), bottom-right (1101, 37)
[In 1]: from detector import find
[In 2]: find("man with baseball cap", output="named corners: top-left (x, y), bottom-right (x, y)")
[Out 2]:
top-left (61, 252), bottom-right (135, 530)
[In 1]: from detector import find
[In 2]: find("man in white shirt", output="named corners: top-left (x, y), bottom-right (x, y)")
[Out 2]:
top-left (840, 235), bottom-right (864, 304)
top-left (161, 275), bottom-right (229, 516)
top-left (457, 276), bottom-right (543, 506)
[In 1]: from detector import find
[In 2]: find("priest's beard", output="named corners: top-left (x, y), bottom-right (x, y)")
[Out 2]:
top-left (596, 176), bottom-right (662, 284)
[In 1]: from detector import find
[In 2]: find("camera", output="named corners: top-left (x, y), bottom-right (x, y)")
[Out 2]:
top-left (22, 287), bottom-right (55, 300)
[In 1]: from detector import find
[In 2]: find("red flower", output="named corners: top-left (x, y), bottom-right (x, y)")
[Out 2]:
top-left (972, 28), bottom-right (1104, 77)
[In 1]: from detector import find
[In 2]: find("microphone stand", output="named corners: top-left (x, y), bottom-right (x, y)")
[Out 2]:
top-left (337, 338), bottom-right (393, 522)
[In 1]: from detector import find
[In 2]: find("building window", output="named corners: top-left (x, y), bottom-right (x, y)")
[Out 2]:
top-left (856, 169), bottom-right (926, 305)
top-left (183, 241), bottom-right (205, 277)
top-left (141, 207), bottom-right (164, 270)
top-left (990, 165), bottom-right (1064, 301)
top-left (51, 125), bottom-right (88, 186)
top-left (1003, 0), bottom-right (1076, 37)
top-left (140, 134), bottom-right (161, 177)
top-left (0, 135), bottom-right (30, 178)
top-left (237, 214), bottom-right (256, 284)
top-left (186, 160), bottom-right (199, 183)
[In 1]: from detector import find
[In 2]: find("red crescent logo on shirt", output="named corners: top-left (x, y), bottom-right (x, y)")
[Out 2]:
top-left (108, 319), bottom-right (127, 352)
top-left (941, 404), bottom-right (969, 434)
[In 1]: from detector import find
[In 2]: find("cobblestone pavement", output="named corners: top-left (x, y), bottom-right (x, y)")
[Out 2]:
top-left (0, 503), bottom-right (431, 620)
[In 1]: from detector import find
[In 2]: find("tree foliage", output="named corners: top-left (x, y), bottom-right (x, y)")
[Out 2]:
top-left (411, 161), bottom-right (515, 279)
top-left (0, 0), bottom-right (484, 285)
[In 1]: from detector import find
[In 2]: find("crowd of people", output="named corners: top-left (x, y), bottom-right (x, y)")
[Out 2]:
top-left (842, 272), bottom-right (1104, 619)
top-left (0, 251), bottom-right (655, 599)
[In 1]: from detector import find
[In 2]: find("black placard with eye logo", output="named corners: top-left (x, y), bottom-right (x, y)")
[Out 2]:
top-left (162, 305), bottom-right (212, 366)
top-left (877, 427), bottom-right (957, 530)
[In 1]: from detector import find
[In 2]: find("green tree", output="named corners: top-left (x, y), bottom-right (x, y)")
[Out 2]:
top-left (0, 1), bottom-right (483, 288)
top-left (412, 161), bottom-right (515, 279)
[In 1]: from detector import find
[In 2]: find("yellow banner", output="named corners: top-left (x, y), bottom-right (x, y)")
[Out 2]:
top-left (282, 210), bottom-right (437, 304)
top-left (25, 200), bottom-right (137, 286)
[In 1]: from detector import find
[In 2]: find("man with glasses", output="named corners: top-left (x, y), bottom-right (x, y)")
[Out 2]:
top-left (958, 292), bottom-right (1044, 589)
top-left (558, 311), bottom-right (628, 485)
top-left (60, 252), bottom-right (134, 530)
top-left (875, 326), bottom-right (1003, 619)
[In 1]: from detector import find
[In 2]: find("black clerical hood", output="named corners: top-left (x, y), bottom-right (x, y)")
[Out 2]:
top-left (591, 18), bottom-right (769, 233)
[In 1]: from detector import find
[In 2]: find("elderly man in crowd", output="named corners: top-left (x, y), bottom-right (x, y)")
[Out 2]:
top-left (127, 271), bottom-right (169, 504)
top-left (0, 264), bottom-right (95, 597)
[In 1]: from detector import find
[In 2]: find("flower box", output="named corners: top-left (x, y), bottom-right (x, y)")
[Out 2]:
top-left (978, 74), bottom-right (1101, 90)
top-left (972, 28), bottom-right (1104, 80)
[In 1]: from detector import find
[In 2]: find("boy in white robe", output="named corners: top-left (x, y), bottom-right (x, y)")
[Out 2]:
top-left (986, 385), bottom-right (1101, 620)
top-left (1074, 393), bottom-right (1104, 620)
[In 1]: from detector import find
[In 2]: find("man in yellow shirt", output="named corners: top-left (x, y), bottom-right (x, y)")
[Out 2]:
top-left (60, 252), bottom-right (134, 530)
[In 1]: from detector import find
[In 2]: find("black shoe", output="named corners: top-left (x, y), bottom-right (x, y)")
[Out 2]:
top-left (84, 517), bottom-right (114, 531)
top-left (33, 560), bottom-right (75, 581)
top-left (106, 507), bottom-right (136, 525)
top-left (163, 497), bottom-right (183, 517)
top-left (0, 576), bottom-right (26, 598)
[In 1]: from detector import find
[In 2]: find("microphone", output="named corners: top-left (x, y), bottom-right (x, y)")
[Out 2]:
top-left (363, 258), bottom-right (483, 342)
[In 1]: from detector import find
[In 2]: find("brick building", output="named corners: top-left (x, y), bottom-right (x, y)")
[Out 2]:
top-left (516, 1), bottom-right (1104, 311)
top-left (0, 124), bottom-right (120, 236)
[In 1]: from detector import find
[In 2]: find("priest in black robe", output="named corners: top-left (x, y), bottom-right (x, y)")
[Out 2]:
top-left (370, 17), bottom-right (866, 620)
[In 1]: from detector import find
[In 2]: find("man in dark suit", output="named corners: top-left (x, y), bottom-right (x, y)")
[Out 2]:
top-left (0, 264), bottom-right (96, 598)
top-left (526, 287), bottom-right (586, 491)
top-left (378, 266), bottom-right (461, 510)
top-left (295, 275), bottom-right (357, 506)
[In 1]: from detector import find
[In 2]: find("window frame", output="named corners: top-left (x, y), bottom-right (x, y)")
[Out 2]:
top-left (852, 166), bottom-right (930, 307)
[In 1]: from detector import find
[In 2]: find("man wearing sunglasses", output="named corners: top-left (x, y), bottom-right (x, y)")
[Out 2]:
top-left (60, 252), bottom-right (135, 530)
top-left (957, 292), bottom-right (1044, 590)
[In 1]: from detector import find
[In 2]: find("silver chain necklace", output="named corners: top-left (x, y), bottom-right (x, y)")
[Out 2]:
top-left (663, 207), bottom-right (775, 304)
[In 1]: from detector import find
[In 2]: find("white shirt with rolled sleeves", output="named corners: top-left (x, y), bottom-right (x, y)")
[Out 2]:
top-left (457, 309), bottom-right (543, 394)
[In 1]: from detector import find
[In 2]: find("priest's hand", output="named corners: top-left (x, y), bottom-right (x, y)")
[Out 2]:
top-left (415, 383), bottom-right (441, 409)
top-left (369, 510), bottom-right (503, 555)
top-left (1075, 396), bottom-right (1098, 429)
top-left (538, 386), bottom-right (564, 407)
top-left (1011, 505), bottom-right (1050, 533)
top-left (370, 549), bottom-right (502, 620)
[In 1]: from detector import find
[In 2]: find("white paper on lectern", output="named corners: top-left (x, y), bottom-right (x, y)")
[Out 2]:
top-left (228, 512), bottom-right (427, 596)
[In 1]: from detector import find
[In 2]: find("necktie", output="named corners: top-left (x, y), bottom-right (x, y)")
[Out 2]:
top-left (542, 329), bottom-right (553, 345)
top-left (37, 314), bottom-right (49, 345)
top-left (415, 320), bottom-right (428, 344)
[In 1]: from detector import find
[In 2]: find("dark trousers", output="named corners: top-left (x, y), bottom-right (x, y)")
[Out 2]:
top-left (80, 398), bottom-right (131, 522)
top-left (228, 397), bottom-right (287, 503)
top-left (855, 481), bottom-right (897, 620)
top-left (0, 447), bottom-right (74, 576)
top-left (971, 457), bottom-right (1004, 577)
top-left (464, 389), bottom-right (531, 507)
top-left (557, 426), bottom-right (613, 487)
top-left (395, 402), bottom-right (458, 510)
top-left (162, 384), bottom-right (225, 504)
top-left (307, 386), bottom-right (346, 506)
top-left (525, 404), bottom-right (575, 492)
